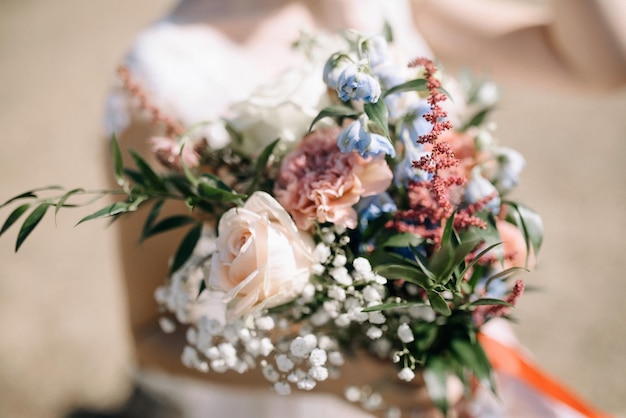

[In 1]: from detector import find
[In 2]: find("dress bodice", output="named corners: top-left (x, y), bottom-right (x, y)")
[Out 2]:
top-left (104, 0), bottom-right (432, 137)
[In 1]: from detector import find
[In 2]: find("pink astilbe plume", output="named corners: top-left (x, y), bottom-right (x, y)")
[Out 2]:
top-left (118, 66), bottom-right (185, 138)
top-left (387, 58), bottom-right (487, 241)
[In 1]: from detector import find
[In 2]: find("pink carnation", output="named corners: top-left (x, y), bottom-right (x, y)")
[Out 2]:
top-left (274, 128), bottom-right (392, 230)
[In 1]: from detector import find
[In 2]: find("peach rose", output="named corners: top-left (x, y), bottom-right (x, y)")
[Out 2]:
top-left (207, 192), bottom-right (315, 320)
top-left (274, 127), bottom-right (393, 230)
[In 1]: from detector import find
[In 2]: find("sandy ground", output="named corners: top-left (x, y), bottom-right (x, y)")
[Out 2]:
top-left (0, 1), bottom-right (625, 417)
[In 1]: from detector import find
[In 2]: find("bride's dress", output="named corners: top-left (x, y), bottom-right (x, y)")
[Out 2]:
top-left (105, 1), bottom-right (604, 417)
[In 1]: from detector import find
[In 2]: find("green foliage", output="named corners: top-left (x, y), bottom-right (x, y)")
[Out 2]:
top-left (308, 105), bottom-right (361, 132)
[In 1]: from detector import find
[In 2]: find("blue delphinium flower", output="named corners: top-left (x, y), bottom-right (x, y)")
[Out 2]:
top-left (375, 65), bottom-right (406, 120)
top-left (394, 142), bottom-right (431, 187)
top-left (336, 63), bottom-right (381, 103)
top-left (337, 115), bottom-right (396, 158)
top-left (493, 147), bottom-right (526, 193)
top-left (361, 35), bottom-right (390, 69)
top-left (464, 168), bottom-right (501, 215)
top-left (397, 100), bottom-right (433, 145)
top-left (356, 193), bottom-right (397, 230)
top-left (323, 52), bottom-right (352, 90)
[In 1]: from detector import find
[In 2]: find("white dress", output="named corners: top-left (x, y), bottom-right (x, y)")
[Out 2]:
top-left (105, 2), bottom-right (599, 417)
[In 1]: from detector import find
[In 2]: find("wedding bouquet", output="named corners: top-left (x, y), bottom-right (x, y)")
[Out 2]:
top-left (1, 29), bottom-right (542, 415)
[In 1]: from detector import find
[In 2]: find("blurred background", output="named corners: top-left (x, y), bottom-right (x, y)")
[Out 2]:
top-left (0, 0), bottom-right (625, 417)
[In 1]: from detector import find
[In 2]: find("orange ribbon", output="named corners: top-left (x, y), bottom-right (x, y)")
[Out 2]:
top-left (478, 333), bottom-right (612, 418)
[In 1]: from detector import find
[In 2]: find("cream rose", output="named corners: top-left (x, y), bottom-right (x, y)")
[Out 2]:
top-left (207, 192), bottom-right (315, 320)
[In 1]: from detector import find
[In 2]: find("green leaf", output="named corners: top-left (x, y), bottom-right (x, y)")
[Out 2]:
top-left (140, 199), bottom-right (165, 242)
top-left (381, 232), bottom-right (424, 248)
top-left (364, 100), bottom-right (389, 137)
top-left (77, 201), bottom-right (134, 225)
top-left (0, 203), bottom-right (31, 237)
top-left (374, 264), bottom-right (432, 289)
top-left (246, 138), bottom-right (280, 194)
top-left (505, 201), bottom-right (543, 259)
top-left (0, 186), bottom-right (62, 209)
top-left (309, 105), bottom-right (361, 132)
top-left (110, 134), bottom-right (125, 186)
top-left (129, 149), bottom-right (166, 192)
top-left (470, 298), bottom-right (513, 307)
top-left (197, 182), bottom-right (244, 203)
top-left (122, 168), bottom-right (145, 186)
top-left (411, 247), bottom-right (437, 282)
top-left (382, 20), bottom-right (393, 43)
top-left (451, 338), bottom-right (493, 388)
top-left (383, 78), bottom-right (428, 97)
top-left (429, 241), bottom-right (455, 282)
top-left (424, 357), bottom-right (449, 415)
top-left (461, 107), bottom-right (494, 131)
top-left (483, 266), bottom-right (529, 292)
top-left (427, 290), bottom-right (451, 316)
top-left (362, 302), bottom-right (419, 313)
top-left (460, 242), bottom-right (503, 288)
top-left (15, 203), bottom-right (49, 251)
top-left (54, 188), bottom-right (85, 220)
top-left (170, 223), bottom-right (203, 273)
top-left (143, 215), bottom-right (196, 241)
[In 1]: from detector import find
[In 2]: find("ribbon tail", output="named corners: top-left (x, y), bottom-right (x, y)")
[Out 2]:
top-left (478, 333), bottom-right (613, 418)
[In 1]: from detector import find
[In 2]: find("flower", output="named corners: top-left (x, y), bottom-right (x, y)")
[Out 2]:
top-left (207, 192), bottom-right (315, 320)
top-left (274, 128), bottom-right (393, 230)
top-left (336, 63), bottom-right (381, 103)
top-left (464, 168), bottom-right (501, 215)
top-left (323, 52), bottom-right (353, 90)
top-left (337, 115), bottom-right (396, 158)
top-left (362, 35), bottom-right (390, 68)
top-left (492, 147), bottom-right (526, 193)
top-left (227, 65), bottom-right (329, 156)
top-left (397, 100), bottom-right (433, 146)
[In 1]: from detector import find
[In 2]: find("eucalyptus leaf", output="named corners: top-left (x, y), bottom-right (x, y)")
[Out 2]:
top-left (308, 105), bottom-right (361, 132)
top-left (170, 223), bottom-right (203, 273)
top-left (16, 203), bottom-right (49, 251)
top-left (0, 203), bottom-right (31, 237)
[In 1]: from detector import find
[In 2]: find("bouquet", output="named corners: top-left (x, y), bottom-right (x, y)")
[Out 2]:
top-left (1, 29), bottom-right (542, 416)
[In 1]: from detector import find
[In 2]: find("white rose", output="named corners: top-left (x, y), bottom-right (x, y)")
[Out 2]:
top-left (208, 192), bottom-right (315, 320)
top-left (226, 64), bottom-right (330, 156)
